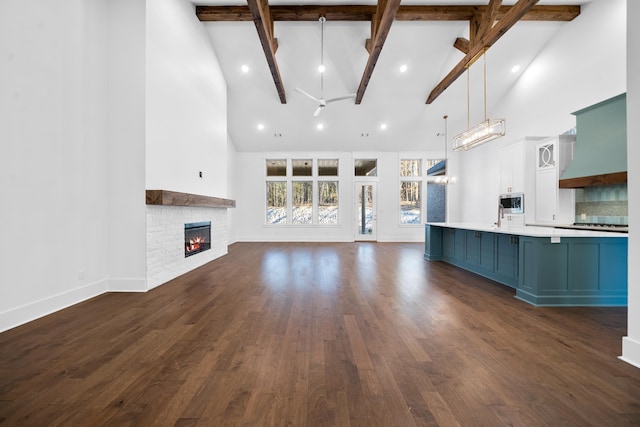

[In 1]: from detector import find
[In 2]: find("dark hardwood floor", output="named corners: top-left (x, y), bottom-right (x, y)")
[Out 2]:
top-left (1, 242), bottom-right (639, 426)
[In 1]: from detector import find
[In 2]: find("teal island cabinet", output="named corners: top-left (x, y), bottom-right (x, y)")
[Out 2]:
top-left (425, 223), bottom-right (628, 306)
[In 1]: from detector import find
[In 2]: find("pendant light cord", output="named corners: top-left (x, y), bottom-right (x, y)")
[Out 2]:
top-left (466, 49), bottom-right (489, 126)
top-left (466, 69), bottom-right (470, 129)
top-left (483, 50), bottom-right (487, 121)
top-left (320, 17), bottom-right (325, 97)
top-left (444, 115), bottom-right (448, 176)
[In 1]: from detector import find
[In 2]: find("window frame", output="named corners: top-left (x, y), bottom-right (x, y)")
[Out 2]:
top-left (264, 157), bottom-right (341, 226)
top-left (399, 157), bottom-right (427, 226)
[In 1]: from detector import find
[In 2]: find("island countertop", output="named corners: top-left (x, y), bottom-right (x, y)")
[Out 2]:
top-left (426, 222), bottom-right (628, 238)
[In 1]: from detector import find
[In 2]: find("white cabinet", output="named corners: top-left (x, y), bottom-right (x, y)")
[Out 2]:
top-left (534, 136), bottom-right (575, 224)
top-left (498, 140), bottom-right (524, 194)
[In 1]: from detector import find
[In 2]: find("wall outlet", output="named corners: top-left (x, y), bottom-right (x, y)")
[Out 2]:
top-left (580, 213), bottom-right (587, 220)
top-left (77, 270), bottom-right (85, 281)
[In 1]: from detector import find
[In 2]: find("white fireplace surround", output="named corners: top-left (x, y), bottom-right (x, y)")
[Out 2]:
top-left (146, 205), bottom-right (228, 289)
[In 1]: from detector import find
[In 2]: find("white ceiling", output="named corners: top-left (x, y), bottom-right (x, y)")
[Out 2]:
top-left (197, 1), bottom-right (588, 152)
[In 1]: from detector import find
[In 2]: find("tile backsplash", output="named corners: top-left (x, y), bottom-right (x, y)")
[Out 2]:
top-left (574, 183), bottom-right (628, 225)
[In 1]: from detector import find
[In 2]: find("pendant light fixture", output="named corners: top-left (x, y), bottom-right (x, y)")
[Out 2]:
top-left (453, 50), bottom-right (505, 151)
top-left (434, 115), bottom-right (457, 185)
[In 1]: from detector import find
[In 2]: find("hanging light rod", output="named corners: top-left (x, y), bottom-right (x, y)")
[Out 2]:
top-left (431, 115), bottom-right (457, 184)
top-left (453, 50), bottom-right (505, 151)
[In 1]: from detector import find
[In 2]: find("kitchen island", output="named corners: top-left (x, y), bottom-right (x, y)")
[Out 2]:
top-left (425, 223), bottom-right (628, 306)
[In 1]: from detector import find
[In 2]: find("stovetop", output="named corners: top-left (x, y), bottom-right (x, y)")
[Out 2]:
top-left (555, 223), bottom-right (629, 233)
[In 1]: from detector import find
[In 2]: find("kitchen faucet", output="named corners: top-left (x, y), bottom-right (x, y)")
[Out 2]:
top-left (496, 203), bottom-right (504, 227)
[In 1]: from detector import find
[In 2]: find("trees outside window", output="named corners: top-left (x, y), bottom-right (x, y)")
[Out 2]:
top-left (265, 158), bottom-right (340, 225)
top-left (266, 181), bottom-right (287, 224)
top-left (318, 181), bottom-right (338, 224)
top-left (292, 181), bottom-right (312, 224)
top-left (400, 159), bottom-right (423, 224)
top-left (400, 181), bottom-right (422, 224)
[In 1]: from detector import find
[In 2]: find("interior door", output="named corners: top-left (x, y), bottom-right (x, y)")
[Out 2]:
top-left (354, 182), bottom-right (377, 241)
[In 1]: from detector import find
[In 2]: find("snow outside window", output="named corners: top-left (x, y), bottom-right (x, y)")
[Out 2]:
top-left (292, 181), bottom-right (313, 224)
top-left (318, 181), bottom-right (338, 224)
top-left (400, 159), bottom-right (423, 225)
top-left (266, 181), bottom-right (287, 224)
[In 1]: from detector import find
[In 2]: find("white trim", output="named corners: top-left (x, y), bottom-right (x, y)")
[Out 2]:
top-left (620, 337), bottom-right (640, 369)
top-left (235, 236), bottom-right (354, 243)
top-left (0, 279), bottom-right (108, 333)
top-left (108, 278), bottom-right (148, 292)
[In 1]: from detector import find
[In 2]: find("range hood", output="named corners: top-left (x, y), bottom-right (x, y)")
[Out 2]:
top-left (559, 93), bottom-right (627, 188)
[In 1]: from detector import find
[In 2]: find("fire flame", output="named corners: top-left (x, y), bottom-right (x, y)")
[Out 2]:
top-left (186, 236), bottom-right (206, 253)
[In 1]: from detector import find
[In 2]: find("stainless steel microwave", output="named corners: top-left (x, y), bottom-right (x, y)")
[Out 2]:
top-left (499, 193), bottom-right (524, 214)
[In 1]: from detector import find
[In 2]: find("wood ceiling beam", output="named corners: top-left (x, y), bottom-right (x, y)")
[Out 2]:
top-left (196, 5), bottom-right (579, 22)
top-left (454, 37), bottom-right (470, 55)
top-left (475, 0), bottom-right (502, 41)
top-left (246, 0), bottom-right (287, 103)
top-left (356, 0), bottom-right (402, 104)
top-left (459, 0), bottom-right (501, 65)
top-left (426, 0), bottom-right (540, 104)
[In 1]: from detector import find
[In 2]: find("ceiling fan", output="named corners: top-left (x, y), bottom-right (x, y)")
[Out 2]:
top-left (295, 17), bottom-right (356, 117)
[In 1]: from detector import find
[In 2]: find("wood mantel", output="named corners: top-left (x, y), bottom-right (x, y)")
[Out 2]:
top-left (146, 190), bottom-right (236, 208)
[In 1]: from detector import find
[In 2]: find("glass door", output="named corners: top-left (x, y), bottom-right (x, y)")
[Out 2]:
top-left (354, 182), bottom-right (377, 241)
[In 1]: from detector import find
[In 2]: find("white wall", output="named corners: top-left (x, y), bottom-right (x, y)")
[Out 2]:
top-left (107, 0), bottom-right (147, 292)
top-left (449, 0), bottom-right (627, 224)
top-left (622, 0), bottom-right (640, 368)
top-left (145, 0), bottom-right (228, 198)
top-left (233, 151), bottom-right (442, 242)
top-left (0, 0), bottom-right (111, 331)
top-left (142, 0), bottom-right (231, 290)
top-left (227, 134), bottom-right (239, 244)
top-left (0, 0), bottom-right (232, 330)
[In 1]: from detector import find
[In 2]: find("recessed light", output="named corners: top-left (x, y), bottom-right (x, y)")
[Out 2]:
top-left (399, 64), bottom-right (408, 73)
top-left (241, 65), bottom-right (250, 73)
top-left (257, 123), bottom-right (264, 130)
top-left (318, 64), bottom-right (325, 73)
top-left (380, 123), bottom-right (388, 130)
top-left (511, 65), bottom-right (521, 73)
top-left (317, 123), bottom-right (324, 130)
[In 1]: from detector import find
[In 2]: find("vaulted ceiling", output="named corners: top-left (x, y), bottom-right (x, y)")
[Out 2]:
top-left (196, 1), bottom-right (586, 152)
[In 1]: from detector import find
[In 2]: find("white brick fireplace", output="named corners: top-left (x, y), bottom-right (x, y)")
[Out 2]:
top-left (145, 190), bottom-right (235, 290)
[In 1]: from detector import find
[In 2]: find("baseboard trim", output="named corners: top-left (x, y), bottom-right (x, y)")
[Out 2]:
top-left (0, 279), bottom-right (108, 333)
top-left (621, 337), bottom-right (640, 369)
top-left (107, 277), bottom-right (148, 292)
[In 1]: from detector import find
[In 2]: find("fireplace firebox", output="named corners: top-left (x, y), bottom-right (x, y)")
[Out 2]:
top-left (184, 221), bottom-right (211, 257)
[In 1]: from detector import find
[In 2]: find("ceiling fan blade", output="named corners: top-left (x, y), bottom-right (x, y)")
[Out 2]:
top-left (312, 106), bottom-right (323, 117)
top-left (325, 94), bottom-right (357, 104)
top-left (295, 87), bottom-right (320, 103)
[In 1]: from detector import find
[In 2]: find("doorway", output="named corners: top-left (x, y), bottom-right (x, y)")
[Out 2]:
top-left (354, 182), bottom-right (377, 241)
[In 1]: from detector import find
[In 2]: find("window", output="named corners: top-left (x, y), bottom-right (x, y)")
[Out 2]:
top-left (318, 159), bottom-right (338, 176)
top-left (266, 181), bottom-right (287, 224)
top-left (292, 159), bottom-right (312, 176)
top-left (355, 159), bottom-right (377, 176)
top-left (318, 181), bottom-right (338, 224)
top-left (400, 181), bottom-right (422, 224)
top-left (400, 159), bottom-right (421, 177)
top-left (265, 158), bottom-right (340, 225)
top-left (266, 159), bottom-right (286, 176)
top-left (400, 159), bottom-right (423, 224)
top-left (292, 181), bottom-right (312, 224)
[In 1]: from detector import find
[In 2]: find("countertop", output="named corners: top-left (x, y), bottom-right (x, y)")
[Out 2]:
top-left (426, 222), bottom-right (628, 238)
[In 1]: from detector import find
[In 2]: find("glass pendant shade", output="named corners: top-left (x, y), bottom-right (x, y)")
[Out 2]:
top-left (453, 118), bottom-right (505, 151)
